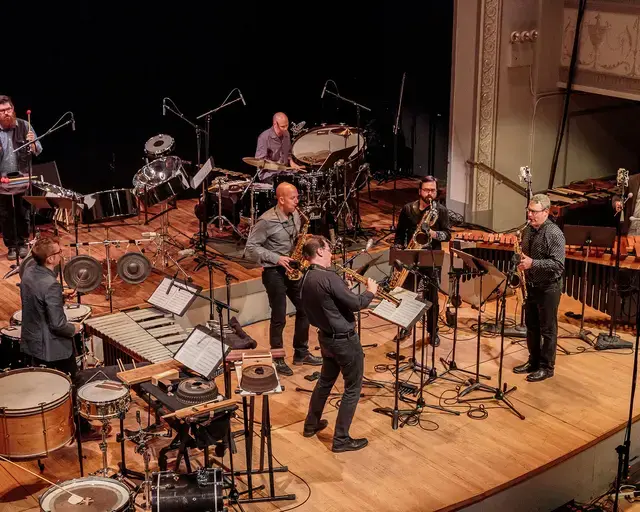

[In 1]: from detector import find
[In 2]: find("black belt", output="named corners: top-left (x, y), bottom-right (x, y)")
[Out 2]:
top-left (320, 330), bottom-right (356, 340)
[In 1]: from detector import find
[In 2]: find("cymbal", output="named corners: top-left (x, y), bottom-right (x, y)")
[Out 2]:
top-left (212, 167), bottom-right (249, 178)
top-left (242, 157), bottom-right (303, 173)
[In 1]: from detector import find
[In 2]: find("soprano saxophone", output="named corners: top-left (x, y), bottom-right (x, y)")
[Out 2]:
top-left (286, 208), bottom-right (310, 281)
top-left (510, 226), bottom-right (527, 302)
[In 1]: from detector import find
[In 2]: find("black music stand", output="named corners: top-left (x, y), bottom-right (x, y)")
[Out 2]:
top-left (455, 250), bottom-right (525, 420)
top-left (560, 225), bottom-right (617, 347)
top-left (453, 250), bottom-right (500, 398)
top-left (441, 249), bottom-right (492, 383)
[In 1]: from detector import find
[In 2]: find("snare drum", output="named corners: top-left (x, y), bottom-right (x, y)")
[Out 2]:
top-left (0, 326), bottom-right (23, 369)
top-left (64, 303), bottom-right (92, 322)
top-left (241, 183), bottom-right (275, 219)
top-left (39, 476), bottom-right (132, 511)
top-left (0, 367), bottom-right (74, 460)
top-left (77, 380), bottom-right (131, 420)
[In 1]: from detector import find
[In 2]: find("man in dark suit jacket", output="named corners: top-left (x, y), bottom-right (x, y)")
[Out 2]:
top-left (613, 172), bottom-right (640, 235)
top-left (20, 237), bottom-right (81, 375)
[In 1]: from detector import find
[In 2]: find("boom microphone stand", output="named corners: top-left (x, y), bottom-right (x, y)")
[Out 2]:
top-left (323, 87), bottom-right (372, 241)
top-left (390, 72), bottom-right (406, 232)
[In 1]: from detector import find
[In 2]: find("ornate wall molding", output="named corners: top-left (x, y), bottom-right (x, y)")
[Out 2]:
top-left (474, 0), bottom-right (502, 212)
top-left (560, 1), bottom-right (640, 100)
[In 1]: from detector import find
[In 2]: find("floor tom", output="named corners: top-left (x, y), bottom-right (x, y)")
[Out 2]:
top-left (0, 326), bottom-right (23, 369)
top-left (151, 468), bottom-right (224, 512)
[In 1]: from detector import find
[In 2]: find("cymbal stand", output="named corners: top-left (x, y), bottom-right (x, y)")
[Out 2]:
top-left (149, 204), bottom-right (191, 281)
top-left (122, 410), bottom-right (172, 511)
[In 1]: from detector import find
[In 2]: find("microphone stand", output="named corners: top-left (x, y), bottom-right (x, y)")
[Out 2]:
top-left (390, 72), bottom-right (406, 232)
top-left (324, 89), bottom-right (371, 242)
top-left (13, 115), bottom-right (75, 246)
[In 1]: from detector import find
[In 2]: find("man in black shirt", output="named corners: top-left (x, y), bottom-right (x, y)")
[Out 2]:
top-left (300, 235), bottom-right (376, 452)
top-left (513, 194), bottom-right (565, 382)
top-left (393, 176), bottom-right (450, 344)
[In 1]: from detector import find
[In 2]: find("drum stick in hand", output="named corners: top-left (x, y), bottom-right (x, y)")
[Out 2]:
top-left (0, 454), bottom-right (87, 505)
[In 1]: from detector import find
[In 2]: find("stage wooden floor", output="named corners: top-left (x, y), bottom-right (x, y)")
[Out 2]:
top-left (0, 178), bottom-right (418, 322)
top-left (1, 291), bottom-right (638, 511)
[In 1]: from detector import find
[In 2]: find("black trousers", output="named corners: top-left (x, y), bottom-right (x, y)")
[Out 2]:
top-left (404, 268), bottom-right (440, 337)
top-left (262, 266), bottom-right (310, 358)
top-left (305, 332), bottom-right (364, 443)
top-left (525, 280), bottom-right (562, 370)
top-left (0, 192), bottom-right (29, 249)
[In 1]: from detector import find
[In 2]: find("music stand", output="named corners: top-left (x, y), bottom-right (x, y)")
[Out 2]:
top-left (560, 225), bottom-right (617, 346)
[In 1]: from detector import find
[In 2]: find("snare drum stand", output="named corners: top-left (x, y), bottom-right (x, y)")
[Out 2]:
top-left (209, 177), bottom-right (245, 239)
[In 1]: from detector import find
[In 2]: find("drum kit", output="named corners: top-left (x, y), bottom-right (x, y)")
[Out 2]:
top-left (204, 123), bottom-right (368, 237)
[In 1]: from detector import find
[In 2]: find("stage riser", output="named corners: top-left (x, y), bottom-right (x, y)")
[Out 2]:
top-left (457, 419), bottom-right (640, 512)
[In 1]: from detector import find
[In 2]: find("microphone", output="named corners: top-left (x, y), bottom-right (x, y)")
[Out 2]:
top-left (239, 90), bottom-right (246, 106)
top-left (178, 248), bottom-right (195, 257)
top-left (166, 271), bottom-right (179, 294)
top-left (71, 114), bottom-right (76, 132)
top-left (162, 99), bottom-right (166, 116)
top-left (394, 259), bottom-right (413, 271)
top-left (321, 81), bottom-right (327, 99)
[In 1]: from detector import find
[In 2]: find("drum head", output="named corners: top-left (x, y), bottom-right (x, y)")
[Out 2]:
top-left (63, 304), bottom-right (92, 322)
top-left (1, 326), bottom-right (21, 340)
top-left (78, 380), bottom-right (129, 402)
top-left (145, 133), bottom-right (175, 157)
top-left (291, 124), bottom-right (366, 166)
top-left (134, 156), bottom-right (183, 189)
top-left (0, 368), bottom-right (70, 410)
top-left (63, 255), bottom-right (102, 293)
top-left (39, 476), bottom-right (130, 512)
top-left (116, 252), bottom-right (151, 284)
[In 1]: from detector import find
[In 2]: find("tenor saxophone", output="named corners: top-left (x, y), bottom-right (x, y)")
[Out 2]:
top-left (387, 200), bottom-right (439, 290)
top-left (286, 208), bottom-right (310, 281)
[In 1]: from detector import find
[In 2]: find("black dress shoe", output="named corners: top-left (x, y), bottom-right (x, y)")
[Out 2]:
top-left (293, 353), bottom-right (323, 366)
top-left (274, 358), bottom-right (293, 376)
top-left (332, 437), bottom-right (368, 453)
top-left (303, 419), bottom-right (329, 438)
top-left (526, 368), bottom-right (554, 382)
top-left (513, 362), bottom-right (539, 374)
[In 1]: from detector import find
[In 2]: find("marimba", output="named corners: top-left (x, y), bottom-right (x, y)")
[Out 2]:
top-left (84, 308), bottom-right (189, 366)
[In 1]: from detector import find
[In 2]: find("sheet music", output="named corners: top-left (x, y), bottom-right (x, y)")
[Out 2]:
top-left (148, 278), bottom-right (200, 316)
top-left (372, 295), bottom-right (430, 330)
top-left (174, 326), bottom-right (228, 379)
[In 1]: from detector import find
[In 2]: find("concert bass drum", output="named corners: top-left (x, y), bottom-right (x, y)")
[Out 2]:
top-left (151, 468), bottom-right (224, 512)
top-left (82, 188), bottom-right (138, 224)
top-left (290, 124), bottom-right (366, 168)
top-left (0, 367), bottom-right (74, 460)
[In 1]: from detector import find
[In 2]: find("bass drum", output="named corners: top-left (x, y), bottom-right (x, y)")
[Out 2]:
top-left (291, 124), bottom-right (366, 168)
top-left (82, 188), bottom-right (138, 224)
top-left (39, 476), bottom-right (132, 511)
top-left (151, 468), bottom-right (224, 512)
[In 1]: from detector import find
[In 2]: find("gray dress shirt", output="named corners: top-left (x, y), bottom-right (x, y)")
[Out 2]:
top-left (244, 207), bottom-right (301, 267)
top-left (0, 119), bottom-right (43, 176)
top-left (20, 265), bottom-right (76, 361)
top-left (255, 127), bottom-right (292, 181)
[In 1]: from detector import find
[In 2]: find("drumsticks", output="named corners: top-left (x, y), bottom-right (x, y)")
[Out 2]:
top-left (0, 454), bottom-right (89, 505)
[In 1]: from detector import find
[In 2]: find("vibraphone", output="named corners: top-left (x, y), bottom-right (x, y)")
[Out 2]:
top-left (84, 308), bottom-right (189, 365)
top-left (452, 230), bottom-right (640, 323)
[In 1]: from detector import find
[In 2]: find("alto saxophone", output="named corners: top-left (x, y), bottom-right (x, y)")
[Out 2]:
top-left (387, 200), bottom-right (439, 290)
top-left (510, 227), bottom-right (527, 302)
top-left (286, 208), bottom-right (310, 281)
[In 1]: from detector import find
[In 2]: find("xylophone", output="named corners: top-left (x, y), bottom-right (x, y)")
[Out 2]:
top-left (84, 308), bottom-right (189, 366)
top-left (452, 229), bottom-right (640, 323)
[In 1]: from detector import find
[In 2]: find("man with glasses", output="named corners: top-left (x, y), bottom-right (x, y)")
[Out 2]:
top-left (393, 175), bottom-right (451, 346)
top-left (0, 95), bottom-right (42, 260)
top-left (254, 112), bottom-right (303, 182)
top-left (513, 194), bottom-right (565, 382)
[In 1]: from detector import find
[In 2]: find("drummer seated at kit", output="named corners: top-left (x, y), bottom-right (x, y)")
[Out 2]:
top-left (255, 112), bottom-right (304, 182)
top-left (19, 237), bottom-right (103, 439)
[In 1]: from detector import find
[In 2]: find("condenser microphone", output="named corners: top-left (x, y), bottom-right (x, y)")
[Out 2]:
top-left (321, 81), bottom-right (327, 99)
top-left (162, 99), bottom-right (166, 116)
top-left (239, 90), bottom-right (246, 106)
top-left (166, 271), bottom-right (179, 294)
top-left (71, 114), bottom-right (76, 132)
